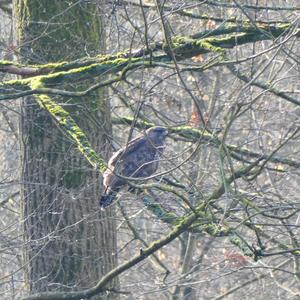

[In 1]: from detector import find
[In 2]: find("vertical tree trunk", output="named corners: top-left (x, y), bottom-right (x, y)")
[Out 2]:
top-left (14, 1), bottom-right (118, 298)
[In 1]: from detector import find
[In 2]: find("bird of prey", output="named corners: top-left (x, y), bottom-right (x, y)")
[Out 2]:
top-left (100, 126), bottom-right (169, 208)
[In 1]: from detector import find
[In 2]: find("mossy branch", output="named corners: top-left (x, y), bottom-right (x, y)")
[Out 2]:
top-left (0, 22), bottom-right (299, 89)
top-left (31, 80), bottom-right (107, 172)
top-left (112, 116), bottom-right (300, 169)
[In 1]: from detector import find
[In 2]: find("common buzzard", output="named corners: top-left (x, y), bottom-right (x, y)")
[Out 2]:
top-left (100, 126), bottom-right (168, 208)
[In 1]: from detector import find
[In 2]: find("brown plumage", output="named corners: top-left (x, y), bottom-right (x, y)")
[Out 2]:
top-left (100, 127), bottom-right (168, 208)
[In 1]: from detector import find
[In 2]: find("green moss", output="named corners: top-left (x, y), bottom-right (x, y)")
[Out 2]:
top-left (3, 77), bottom-right (32, 86)
top-left (230, 235), bottom-right (254, 257)
top-left (143, 196), bottom-right (178, 224)
top-left (112, 116), bottom-right (155, 129)
top-left (172, 35), bottom-right (194, 47)
top-left (195, 40), bottom-right (226, 54)
top-left (278, 23), bottom-right (291, 30)
top-left (30, 80), bottom-right (107, 172)
top-left (2, 55), bottom-right (142, 89)
top-left (0, 60), bottom-right (15, 66)
top-left (201, 223), bottom-right (223, 236)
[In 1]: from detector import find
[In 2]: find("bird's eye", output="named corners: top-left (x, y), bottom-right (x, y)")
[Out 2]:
top-left (158, 129), bottom-right (167, 136)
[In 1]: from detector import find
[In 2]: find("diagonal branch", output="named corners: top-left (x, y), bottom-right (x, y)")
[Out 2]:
top-left (31, 80), bottom-right (107, 172)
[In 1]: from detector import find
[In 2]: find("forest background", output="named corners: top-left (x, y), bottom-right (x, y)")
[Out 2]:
top-left (0, 1), bottom-right (300, 299)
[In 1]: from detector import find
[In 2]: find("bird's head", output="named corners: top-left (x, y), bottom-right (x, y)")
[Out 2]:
top-left (146, 126), bottom-right (169, 145)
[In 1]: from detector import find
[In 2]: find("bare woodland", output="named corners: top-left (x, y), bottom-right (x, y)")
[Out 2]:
top-left (0, 0), bottom-right (300, 299)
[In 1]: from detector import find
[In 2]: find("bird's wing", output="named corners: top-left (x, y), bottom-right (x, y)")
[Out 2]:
top-left (108, 134), bottom-right (146, 168)
top-left (103, 134), bottom-right (147, 192)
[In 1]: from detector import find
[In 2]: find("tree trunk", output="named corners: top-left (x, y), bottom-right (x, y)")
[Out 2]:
top-left (14, 1), bottom-right (118, 298)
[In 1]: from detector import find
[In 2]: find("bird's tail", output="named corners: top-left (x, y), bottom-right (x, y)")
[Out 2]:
top-left (99, 190), bottom-right (117, 208)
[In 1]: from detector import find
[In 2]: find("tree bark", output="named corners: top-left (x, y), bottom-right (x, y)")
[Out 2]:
top-left (14, 1), bottom-right (118, 298)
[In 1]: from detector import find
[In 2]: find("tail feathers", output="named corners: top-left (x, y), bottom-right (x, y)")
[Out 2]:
top-left (99, 190), bottom-right (117, 208)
